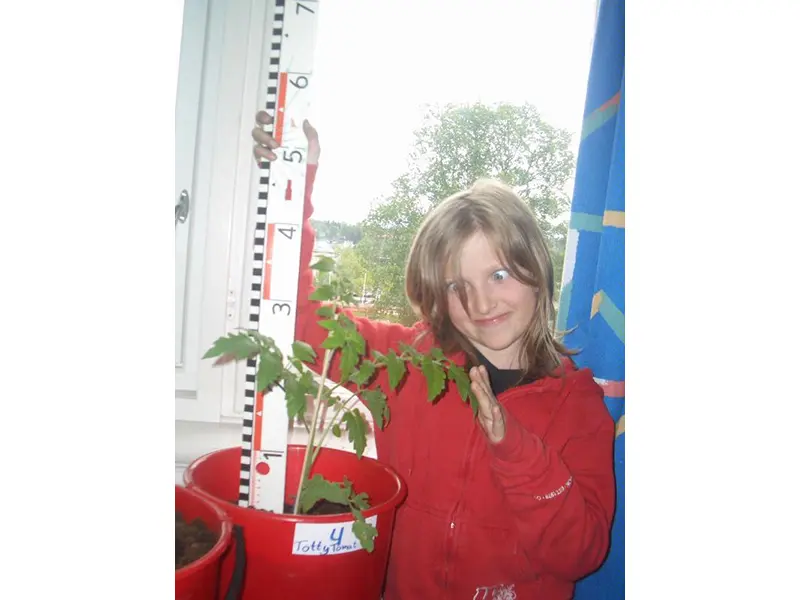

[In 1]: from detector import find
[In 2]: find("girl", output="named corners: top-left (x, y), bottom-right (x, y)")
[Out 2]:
top-left (252, 113), bottom-right (615, 600)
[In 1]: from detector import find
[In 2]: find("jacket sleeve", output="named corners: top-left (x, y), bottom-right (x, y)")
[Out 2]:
top-left (487, 377), bottom-right (616, 581)
top-left (294, 163), bottom-right (417, 387)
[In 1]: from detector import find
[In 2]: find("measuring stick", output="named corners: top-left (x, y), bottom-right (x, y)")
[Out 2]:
top-left (240, 0), bottom-right (321, 512)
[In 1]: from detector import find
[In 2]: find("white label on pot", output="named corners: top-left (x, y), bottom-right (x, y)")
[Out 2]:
top-left (292, 516), bottom-right (378, 556)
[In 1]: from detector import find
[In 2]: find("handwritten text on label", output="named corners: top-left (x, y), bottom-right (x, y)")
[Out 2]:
top-left (292, 516), bottom-right (378, 556)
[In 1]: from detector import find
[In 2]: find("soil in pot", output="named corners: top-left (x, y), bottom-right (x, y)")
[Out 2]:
top-left (223, 497), bottom-right (349, 515)
top-left (176, 511), bottom-right (219, 570)
top-left (284, 500), bottom-right (350, 515)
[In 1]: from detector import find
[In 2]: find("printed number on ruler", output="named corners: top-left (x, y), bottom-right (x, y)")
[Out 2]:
top-left (243, 0), bottom-right (321, 513)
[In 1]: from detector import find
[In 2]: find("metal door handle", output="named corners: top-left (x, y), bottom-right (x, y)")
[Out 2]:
top-left (175, 190), bottom-right (190, 226)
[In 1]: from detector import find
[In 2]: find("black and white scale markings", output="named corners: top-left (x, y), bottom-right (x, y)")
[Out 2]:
top-left (239, 0), bottom-right (320, 512)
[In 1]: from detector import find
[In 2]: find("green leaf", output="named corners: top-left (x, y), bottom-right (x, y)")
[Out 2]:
top-left (320, 330), bottom-right (346, 350)
top-left (332, 423), bottom-right (342, 437)
top-left (342, 409), bottom-right (369, 458)
top-left (447, 364), bottom-right (479, 416)
top-left (256, 348), bottom-right (283, 392)
top-left (350, 360), bottom-right (376, 386)
top-left (361, 389), bottom-right (389, 429)
top-left (284, 373), bottom-right (309, 421)
top-left (316, 304), bottom-right (335, 318)
top-left (431, 347), bottom-right (446, 361)
top-left (298, 474), bottom-right (349, 513)
top-left (350, 492), bottom-right (370, 511)
top-left (399, 342), bottom-right (423, 368)
top-left (421, 355), bottom-right (446, 402)
top-left (309, 284), bottom-right (335, 301)
top-left (202, 331), bottom-right (259, 360)
top-left (338, 314), bottom-right (356, 330)
top-left (340, 344), bottom-right (359, 381)
top-left (302, 371), bottom-right (320, 398)
top-left (346, 330), bottom-right (366, 355)
top-left (310, 256), bottom-right (336, 272)
top-left (326, 390), bottom-right (339, 406)
top-left (318, 319), bottom-right (339, 331)
top-left (291, 341), bottom-right (317, 364)
top-left (469, 393), bottom-right (480, 418)
top-left (384, 349), bottom-right (407, 390)
top-left (398, 342), bottom-right (414, 355)
top-left (352, 518), bottom-right (378, 553)
top-left (447, 364), bottom-right (472, 404)
top-left (341, 292), bottom-right (358, 306)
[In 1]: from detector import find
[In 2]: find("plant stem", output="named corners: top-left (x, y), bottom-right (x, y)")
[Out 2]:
top-left (306, 375), bottom-right (329, 450)
top-left (310, 392), bottom-right (362, 466)
top-left (293, 346), bottom-right (334, 515)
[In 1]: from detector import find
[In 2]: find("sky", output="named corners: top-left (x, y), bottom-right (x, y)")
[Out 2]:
top-left (304, 0), bottom-right (598, 224)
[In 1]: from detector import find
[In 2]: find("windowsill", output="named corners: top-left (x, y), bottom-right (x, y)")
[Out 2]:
top-left (175, 419), bottom-right (242, 467)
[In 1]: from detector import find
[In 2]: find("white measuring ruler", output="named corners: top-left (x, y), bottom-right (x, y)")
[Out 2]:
top-left (240, 0), bottom-right (321, 512)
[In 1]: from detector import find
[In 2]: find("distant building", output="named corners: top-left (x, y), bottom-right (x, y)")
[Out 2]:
top-left (311, 240), bottom-right (336, 262)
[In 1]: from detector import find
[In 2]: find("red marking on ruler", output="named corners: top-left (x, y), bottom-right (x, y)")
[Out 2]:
top-left (285, 180), bottom-right (293, 201)
top-left (274, 72), bottom-right (289, 145)
top-left (263, 223), bottom-right (275, 300)
top-left (253, 390), bottom-right (264, 455)
top-left (256, 462), bottom-right (270, 476)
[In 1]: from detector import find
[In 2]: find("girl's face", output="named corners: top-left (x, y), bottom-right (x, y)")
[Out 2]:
top-left (445, 231), bottom-right (537, 369)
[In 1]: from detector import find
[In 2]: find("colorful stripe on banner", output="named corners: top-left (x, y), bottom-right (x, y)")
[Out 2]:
top-left (602, 210), bottom-right (625, 228)
top-left (591, 291), bottom-right (625, 343)
top-left (570, 212), bottom-right (604, 233)
top-left (581, 90), bottom-right (621, 140)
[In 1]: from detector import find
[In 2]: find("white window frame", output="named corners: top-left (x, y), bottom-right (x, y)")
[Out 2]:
top-left (175, 0), bottom-right (210, 394)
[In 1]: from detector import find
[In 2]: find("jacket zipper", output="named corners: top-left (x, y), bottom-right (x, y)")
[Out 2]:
top-left (440, 384), bottom-right (551, 590)
top-left (441, 388), bottom-right (530, 591)
top-left (440, 380), bottom-right (567, 592)
top-left (442, 421), bottom-right (480, 591)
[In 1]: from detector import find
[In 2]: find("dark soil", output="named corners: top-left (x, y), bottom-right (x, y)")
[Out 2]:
top-left (224, 497), bottom-right (350, 515)
top-left (176, 512), bottom-right (219, 570)
top-left (284, 500), bottom-right (350, 515)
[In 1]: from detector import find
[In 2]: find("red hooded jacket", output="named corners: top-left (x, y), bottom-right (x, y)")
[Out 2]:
top-left (293, 164), bottom-right (616, 599)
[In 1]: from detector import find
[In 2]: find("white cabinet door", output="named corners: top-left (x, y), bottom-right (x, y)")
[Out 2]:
top-left (175, 0), bottom-right (210, 393)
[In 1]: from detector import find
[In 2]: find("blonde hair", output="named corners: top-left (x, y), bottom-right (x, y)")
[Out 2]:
top-left (405, 179), bottom-right (573, 380)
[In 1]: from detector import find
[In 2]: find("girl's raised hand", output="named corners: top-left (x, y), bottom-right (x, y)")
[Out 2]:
top-left (251, 110), bottom-right (320, 165)
top-left (470, 366), bottom-right (506, 444)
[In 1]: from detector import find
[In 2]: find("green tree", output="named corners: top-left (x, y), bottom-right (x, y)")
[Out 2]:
top-left (314, 244), bottom-right (374, 302)
top-left (356, 175), bottom-right (424, 324)
top-left (311, 220), bottom-right (363, 244)
top-left (337, 245), bottom-right (373, 298)
top-left (356, 102), bottom-right (575, 323)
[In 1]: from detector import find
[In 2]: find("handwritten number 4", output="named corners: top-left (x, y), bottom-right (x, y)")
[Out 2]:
top-left (329, 527), bottom-right (344, 546)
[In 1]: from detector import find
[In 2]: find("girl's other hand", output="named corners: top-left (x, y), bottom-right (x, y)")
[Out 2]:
top-left (470, 366), bottom-right (506, 444)
top-left (251, 110), bottom-right (320, 165)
